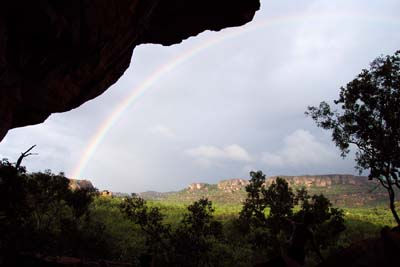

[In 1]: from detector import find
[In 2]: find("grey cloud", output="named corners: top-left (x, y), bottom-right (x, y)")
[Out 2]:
top-left (261, 129), bottom-right (337, 167)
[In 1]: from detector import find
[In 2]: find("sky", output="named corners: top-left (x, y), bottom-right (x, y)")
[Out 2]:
top-left (1, 0), bottom-right (399, 193)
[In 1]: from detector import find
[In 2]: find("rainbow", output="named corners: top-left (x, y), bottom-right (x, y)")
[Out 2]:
top-left (71, 13), bottom-right (399, 179)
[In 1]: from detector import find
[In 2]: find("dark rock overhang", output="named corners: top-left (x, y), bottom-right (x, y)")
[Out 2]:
top-left (0, 0), bottom-right (260, 141)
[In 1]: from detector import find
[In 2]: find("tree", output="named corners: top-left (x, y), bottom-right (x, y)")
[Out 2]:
top-left (0, 158), bottom-right (104, 264)
top-left (306, 50), bottom-right (400, 226)
top-left (119, 194), bottom-right (171, 264)
top-left (239, 171), bottom-right (345, 265)
top-left (120, 196), bottom-right (223, 266)
top-left (172, 198), bottom-right (223, 266)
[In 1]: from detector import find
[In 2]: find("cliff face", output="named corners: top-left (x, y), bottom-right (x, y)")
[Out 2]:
top-left (161, 174), bottom-right (395, 207)
top-left (0, 0), bottom-right (260, 141)
top-left (193, 175), bottom-right (369, 192)
top-left (218, 178), bottom-right (249, 192)
top-left (68, 178), bottom-right (94, 191)
top-left (266, 174), bottom-right (368, 187)
top-left (187, 183), bottom-right (211, 191)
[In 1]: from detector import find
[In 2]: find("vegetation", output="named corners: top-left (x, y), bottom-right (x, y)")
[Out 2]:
top-left (0, 159), bottom-right (107, 265)
top-left (306, 50), bottom-right (400, 225)
top-left (141, 176), bottom-right (397, 208)
top-left (1, 157), bottom-right (398, 266)
top-left (238, 171), bottom-right (345, 265)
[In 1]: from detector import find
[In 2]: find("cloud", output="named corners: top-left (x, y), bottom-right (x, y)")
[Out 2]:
top-left (262, 129), bottom-right (337, 167)
top-left (186, 144), bottom-right (252, 167)
top-left (149, 124), bottom-right (176, 138)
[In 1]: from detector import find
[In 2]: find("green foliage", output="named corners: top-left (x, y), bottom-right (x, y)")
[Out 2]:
top-left (2, 158), bottom-right (397, 266)
top-left (120, 194), bottom-right (171, 263)
top-left (306, 50), bottom-right (400, 225)
top-left (239, 171), bottom-right (269, 228)
top-left (172, 198), bottom-right (224, 266)
top-left (94, 195), bottom-right (396, 264)
top-left (238, 171), bottom-right (346, 264)
top-left (120, 196), bottom-right (225, 266)
top-left (0, 159), bottom-right (106, 264)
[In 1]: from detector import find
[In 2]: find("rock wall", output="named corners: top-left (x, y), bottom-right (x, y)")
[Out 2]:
top-left (0, 0), bottom-right (260, 141)
top-left (218, 178), bottom-right (249, 192)
top-left (187, 183), bottom-right (208, 191)
top-left (187, 183), bottom-right (210, 191)
top-left (195, 175), bottom-right (369, 192)
top-left (266, 174), bottom-right (368, 188)
top-left (68, 178), bottom-right (94, 191)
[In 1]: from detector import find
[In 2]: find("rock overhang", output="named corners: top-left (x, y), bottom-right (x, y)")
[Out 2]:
top-left (0, 0), bottom-right (260, 141)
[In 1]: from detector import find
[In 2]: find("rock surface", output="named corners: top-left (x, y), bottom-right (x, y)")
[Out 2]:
top-left (266, 174), bottom-right (367, 187)
top-left (0, 0), bottom-right (260, 141)
top-left (188, 183), bottom-right (210, 191)
top-left (218, 178), bottom-right (249, 192)
top-left (68, 178), bottom-right (94, 191)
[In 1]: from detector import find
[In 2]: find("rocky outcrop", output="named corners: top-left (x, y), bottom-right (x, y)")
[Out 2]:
top-left (218, 178), bottom-right (249, 192)
top-left (0, 0), bottom-right (260, 141)
top-left (139, 175), bottom-right (398, 206)
top-left (68, 178), bottom-right (94, 191)
top-left (266, 175), bottom-right (368, 188)
top-left (185, 175), bottom-right (369, 192)
top-left (215, 175), bottom-right (369, 191)
top-left (187, 183), bottom-right (210, 191)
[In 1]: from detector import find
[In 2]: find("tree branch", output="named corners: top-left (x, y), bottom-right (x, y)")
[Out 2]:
top-left (16, 145), bottom-right (38, 169)
top-left (377, 177), bottom-right (389, 190)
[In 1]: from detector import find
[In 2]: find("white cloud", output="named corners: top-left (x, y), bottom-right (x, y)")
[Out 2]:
top-left (149, 124), bottom-right (176, 138)
top-left (262, 129), bottom-right (337, 167)
top-left (186, 144), bottom-right (252, 165)
top-left (224, 144), bottom-right (252, 161)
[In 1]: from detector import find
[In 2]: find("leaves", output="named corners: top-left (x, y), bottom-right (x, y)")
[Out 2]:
top-left (238, 171), bottom-right (346, 263)
top-left (306, 50), bottom-right (400, 225)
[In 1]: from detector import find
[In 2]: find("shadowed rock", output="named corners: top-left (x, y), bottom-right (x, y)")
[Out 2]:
top-left (0, 0), bottom-right (260, 141)
top-left (68, 178), bottom-right (94, 191)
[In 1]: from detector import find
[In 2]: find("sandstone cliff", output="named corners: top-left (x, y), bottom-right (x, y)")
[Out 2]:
top-left (147, 174), bottom-right (397, 207)
top-left (218, 178), bottom-right (249, 192)
top-left (266, 174), bottom-right (368, 187)
top-left (187, 183), bottom-right (212, 191)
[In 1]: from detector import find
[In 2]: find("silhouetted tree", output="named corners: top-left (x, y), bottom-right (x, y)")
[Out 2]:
top-left (15, 145), bottom-right (37, 169)
top-left (0, 158), bottom-right (103, 264)
top-left (240, 171), bottom-right (269, 228)
top-left (172, 198), bottom-right (223, 266)
top-left (120, 196), bottom-right (223, 266)
top-left (239, 171), bottom-right (345, 265)
top-left (306, 50), bottom-right (400, 226)
top-left (120, 194), bottom-right (171, 264)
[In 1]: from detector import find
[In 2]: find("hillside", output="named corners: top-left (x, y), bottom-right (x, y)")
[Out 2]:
top-left (138, 175), bottom-right (399, 207)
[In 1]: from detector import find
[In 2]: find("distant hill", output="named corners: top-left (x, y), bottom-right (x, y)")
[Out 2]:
top-left (137, 174), bottom-right (399, 207)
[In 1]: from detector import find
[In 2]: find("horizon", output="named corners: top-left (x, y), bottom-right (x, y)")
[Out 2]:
top-left (77, 172), bottom-right (369, 193)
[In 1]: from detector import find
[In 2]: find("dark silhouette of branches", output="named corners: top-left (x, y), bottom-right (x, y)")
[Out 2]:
top-left (306, 51), bottom-right (400, 225)
top-left (16, 145), bottom-right (37, 169)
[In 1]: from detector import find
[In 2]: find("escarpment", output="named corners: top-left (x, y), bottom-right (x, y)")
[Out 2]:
top-left (0, 0), bottom-right (260, 141)
top-left (141, 174), bottom-right (397, 207)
